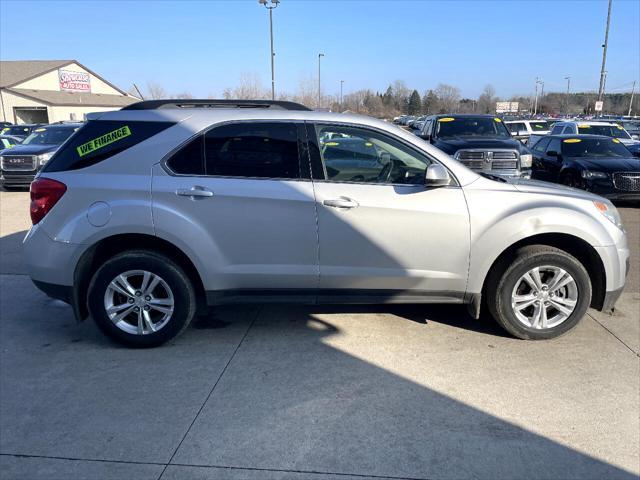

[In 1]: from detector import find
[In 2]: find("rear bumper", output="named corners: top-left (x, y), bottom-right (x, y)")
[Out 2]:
top-left (23, 224), bottom-right (78, 287)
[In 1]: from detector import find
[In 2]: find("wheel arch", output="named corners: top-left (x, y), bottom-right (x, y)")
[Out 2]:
top-left (72, 233), bottom-right (206, 321)
top-left (480, 233), bottom-right (606, 311)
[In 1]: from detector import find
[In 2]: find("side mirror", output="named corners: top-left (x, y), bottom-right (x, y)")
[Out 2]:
top-left (425, 163), bottom-right (451, 187)
top-left (632, 135), bottom-right (639, 141)
top-left (379, 151), bottom-right (391, 165)
top-left (419, 132), bottom-right (431, 141)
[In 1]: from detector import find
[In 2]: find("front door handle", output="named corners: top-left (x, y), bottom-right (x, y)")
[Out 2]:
top-left (323, 197), bottom-right (359, 209)
top-left (176, 186), bottom-right (214, 198)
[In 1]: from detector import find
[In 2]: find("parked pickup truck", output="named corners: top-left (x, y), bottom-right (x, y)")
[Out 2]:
top-left (505, 119), bottom-right (551, 144)
top-left (417, 114), bottom-right (532, 178)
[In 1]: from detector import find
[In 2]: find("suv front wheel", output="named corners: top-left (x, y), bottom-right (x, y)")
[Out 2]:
top-left (486, 245), bottom-right (592, 340)
top-left (87, 250), bottom-right (196, 347)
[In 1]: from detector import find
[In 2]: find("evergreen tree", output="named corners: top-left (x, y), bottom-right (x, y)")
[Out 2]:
top-left (422, 90), bottom-right (438, 114)
top-left (408, 90), bottom-right (422, 115)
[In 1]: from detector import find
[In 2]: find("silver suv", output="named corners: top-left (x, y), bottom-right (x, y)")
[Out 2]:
top-left (24, 100), bottom-right (629, 347)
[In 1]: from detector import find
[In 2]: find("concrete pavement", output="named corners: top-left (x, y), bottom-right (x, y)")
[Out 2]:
top-left (1, 190), bottom-right (638, 480)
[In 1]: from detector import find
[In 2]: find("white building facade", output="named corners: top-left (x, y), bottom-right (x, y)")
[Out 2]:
top-left (0, 60), bottom-right (138, 124)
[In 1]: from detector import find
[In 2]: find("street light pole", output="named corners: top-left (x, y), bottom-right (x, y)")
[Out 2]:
top-left (259, 0), bottom-right (280, 100)
top-left (598, 0), bottom-right (613, 103)
top-left (629, 80), bottom-right (636, 116)
top-left (565, 76), bottom-right (571, 114)
top-left (318, 53), bottom-right (324, 108)
top-left (340, 80), bottom-right (344, 108)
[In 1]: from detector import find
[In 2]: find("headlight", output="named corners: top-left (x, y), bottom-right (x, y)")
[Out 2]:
top-left (581, 170), bottom-right (608, 179)
top-left (593, 200), bottom-right (624, 231)
top-left (520, 154), bottom-right (532, 168)
top-left (35, 152), bottom-right (54, 166)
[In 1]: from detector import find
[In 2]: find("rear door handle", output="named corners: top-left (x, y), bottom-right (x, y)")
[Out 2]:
top-left (176, 186), bottom-right (214, 198)
top-left (323, 197), bottom-right (359, 209)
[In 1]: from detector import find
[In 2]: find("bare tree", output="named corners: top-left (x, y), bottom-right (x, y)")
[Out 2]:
top-left (477, 84), bottom-right (497, 114)
top-left (174, 92), bottom-right (194, 99)
top-left (292, 75), bottom-right (318, 108)
top-left (223, 73), bottom-right (269, 100)
top-left (434, 83), bottom-right (461, 113)
top-left (146, 81), bottom-right (167, 100)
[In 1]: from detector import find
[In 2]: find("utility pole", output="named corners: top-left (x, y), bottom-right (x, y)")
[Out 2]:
top-left (317, 53), bottom-right (324, 108)
top-left (258, 0), bottom-right (280, 100)
top-left (534, 77), bottom-right (539, 115)
top-left (565, 76), bottom-right (571, 114)
top-left (598, 0), bottom-right (613, 103)
top-left (629, 80), bottom-right (636, 116)
top-left (340, 80), bottom-right (344, 108)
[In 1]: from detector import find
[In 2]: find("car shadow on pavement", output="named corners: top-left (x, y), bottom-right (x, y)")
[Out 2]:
top-left (0, 229), bottom-right (28, 275)
top-left (1, 280), bottom-right (637, 478)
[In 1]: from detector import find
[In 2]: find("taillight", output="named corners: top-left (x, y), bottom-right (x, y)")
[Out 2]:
top-left (30, 178), bottom-right (67, 225)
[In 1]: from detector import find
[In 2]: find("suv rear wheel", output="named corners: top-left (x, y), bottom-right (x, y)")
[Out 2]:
top-left (87, 250), bottom-right (196, 347)
top-left (486, 245), bottom-right (592, 340)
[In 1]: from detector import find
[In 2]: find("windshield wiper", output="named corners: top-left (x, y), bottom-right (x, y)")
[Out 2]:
top-left (479, 172), bottom-right (508, 183)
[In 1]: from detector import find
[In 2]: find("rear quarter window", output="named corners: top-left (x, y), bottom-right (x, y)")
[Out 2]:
top-left (43, 120), bottom-right (174, 172)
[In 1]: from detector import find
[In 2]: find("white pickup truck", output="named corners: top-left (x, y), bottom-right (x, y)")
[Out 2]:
top-left (505, 120), bottom-right (552, 144)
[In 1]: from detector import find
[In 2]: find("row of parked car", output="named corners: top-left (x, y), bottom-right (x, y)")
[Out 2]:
top-left (392, 114), bottom-right (640, 201)
top-left (0, 122), bottom-right (83, 188)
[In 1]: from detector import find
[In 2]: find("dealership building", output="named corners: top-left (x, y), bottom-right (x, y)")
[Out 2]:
top-left (0, 60), bottom-right (138, 124)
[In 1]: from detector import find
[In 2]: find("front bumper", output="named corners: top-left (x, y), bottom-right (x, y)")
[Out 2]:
top-left (583, 178), bottom-right (640, 202)
top-left (1, 170), bottom-right (36, 187)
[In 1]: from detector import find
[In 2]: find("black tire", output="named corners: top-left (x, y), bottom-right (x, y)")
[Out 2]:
top-left (561, 173), bottom-right (583, 190)
top-left (486, 245), bottom-right (592, 340)
top-left (87, 250), bottom-right (196, 348)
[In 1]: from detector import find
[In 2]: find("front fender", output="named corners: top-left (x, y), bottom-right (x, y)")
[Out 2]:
top-left (464, 190), bottom-right (617, 294)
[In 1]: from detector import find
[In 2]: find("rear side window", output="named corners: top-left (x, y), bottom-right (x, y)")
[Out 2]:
top-left (43, 120), bottom-right (174, 172)
top-left (550, 125), bottom-right (564, 135)
top-left (166, 136), bottom-right (205, 175)
top-left (204, 122), bottom-right (301, 179)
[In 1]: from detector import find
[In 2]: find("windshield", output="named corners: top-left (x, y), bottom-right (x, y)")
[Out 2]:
top-left (22, 126), bottom-right (77, 146)
top-left (561, 138), bottom-right (631, 158)
top-left (577, 124), bottom-right (631, 139)
top-left (530, 121), bottom-right (550, 131)
top-left (435, 117), bottom-right (511, 138)
top-left (1, 125), bottom-right (32, 137)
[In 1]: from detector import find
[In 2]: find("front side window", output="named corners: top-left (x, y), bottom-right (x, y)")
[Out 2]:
top-left (314, 124), bottom-right (431, 185)
top-left (204, 122), bottom-right (301, 179)
top-left (562, 126), bottom-right (575, 134)
top-left (550, 125), bottom-right (564, 135)
top-left (532, 137), bottom-right (551, 153)
top-left (507, 123), bottom-right (525, 133)
top-left (546, 138), bottom-right (562, 154)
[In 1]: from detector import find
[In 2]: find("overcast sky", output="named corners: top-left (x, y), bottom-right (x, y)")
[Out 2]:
top-left (1, 0), bottom-right (638, 99)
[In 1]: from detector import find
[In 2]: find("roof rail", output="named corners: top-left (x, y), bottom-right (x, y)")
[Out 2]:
top-left (121, 99), bottom-right (312, 111)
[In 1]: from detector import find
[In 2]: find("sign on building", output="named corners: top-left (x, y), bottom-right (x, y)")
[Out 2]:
top-left (594, 101), bottom-right (604, 112)
top-left (495, 101), bottom-right (519, 113)
top-left (58, 69), bottom-right (91, 92)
